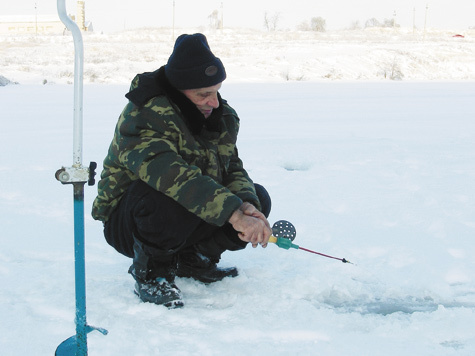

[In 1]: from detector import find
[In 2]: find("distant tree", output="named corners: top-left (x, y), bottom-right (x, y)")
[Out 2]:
top-left (364, 17), bottom-right (400, 29)
top-left (365, 18), bottom-right (381, 28)
top-left (208, 10), bottom-right (221, 29)
top-left (310, 17), bottom-right (326, 32)
top-left (348, 21), bottom-right (361, 30)
top-left (383, 18), bottom-right (395, 28)
top-left (297, 21), bottom-right (310, 31)
top-left (297, 17), bottom-right (326, 32)
top-left (263, 12), bottom-right (270, 31)
top-left (264, 11), bottom-right (280, 31)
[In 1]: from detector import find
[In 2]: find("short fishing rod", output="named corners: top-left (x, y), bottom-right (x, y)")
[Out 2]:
top-left (269, 220), bottom-right (353, 264)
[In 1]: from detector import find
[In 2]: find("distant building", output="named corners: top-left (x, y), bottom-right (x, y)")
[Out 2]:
top-left (0, 1), bottom-right (92, 35)
top-left (77, 1), bottom-right (86, 31)
top-left (0, 15), bottom-right (65, 34)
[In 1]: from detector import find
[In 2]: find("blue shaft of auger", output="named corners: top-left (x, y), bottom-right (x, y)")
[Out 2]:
top-left (74, 184), bottom-right (88, 355)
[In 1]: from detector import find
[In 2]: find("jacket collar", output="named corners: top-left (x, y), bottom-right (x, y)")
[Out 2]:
top-left (125, 66), bottom-right (223, 134)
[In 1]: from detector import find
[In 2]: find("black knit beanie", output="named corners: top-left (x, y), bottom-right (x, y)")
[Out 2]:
top-left (165, 33), bottom-right (226, 90)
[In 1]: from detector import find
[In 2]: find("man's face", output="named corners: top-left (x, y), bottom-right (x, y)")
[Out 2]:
top-left (181, 82), bottom-right (222, 118)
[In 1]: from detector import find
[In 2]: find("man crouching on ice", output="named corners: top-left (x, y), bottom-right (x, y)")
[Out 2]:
top-left (92, 33), bottom-right (272, 308)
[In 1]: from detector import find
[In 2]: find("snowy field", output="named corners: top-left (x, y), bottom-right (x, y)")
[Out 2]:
top-left (1, 28), bottom-right (475, 355)
top-left (1, 27), bottom-right (475, 84)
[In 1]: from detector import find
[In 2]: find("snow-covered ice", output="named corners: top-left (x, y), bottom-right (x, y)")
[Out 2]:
top-left (1, 28), bottom-right (475, 355)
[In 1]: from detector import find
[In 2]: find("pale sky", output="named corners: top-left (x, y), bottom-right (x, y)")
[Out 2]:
top-left (1, 0), bottom-right (474, 32)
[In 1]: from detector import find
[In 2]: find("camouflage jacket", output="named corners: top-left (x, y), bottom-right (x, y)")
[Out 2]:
top-left (91, 67), bottom-right (259, 226)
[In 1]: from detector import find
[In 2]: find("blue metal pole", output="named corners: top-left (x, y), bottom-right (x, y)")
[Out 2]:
top-left (73, 184), bottom-right (88, 355)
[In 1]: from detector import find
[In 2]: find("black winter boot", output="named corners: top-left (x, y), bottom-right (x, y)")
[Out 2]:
top-left (129, 241), bottom-right (184, 309)
top-left (176, 245), bottom-right (238, 284)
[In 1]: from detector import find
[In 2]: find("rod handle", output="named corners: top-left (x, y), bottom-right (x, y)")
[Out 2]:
top-left (269, 236), bottom-right (299, 250)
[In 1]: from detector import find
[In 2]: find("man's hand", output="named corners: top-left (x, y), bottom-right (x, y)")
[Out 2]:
top-left (228, 203), bottom-right (272, 248)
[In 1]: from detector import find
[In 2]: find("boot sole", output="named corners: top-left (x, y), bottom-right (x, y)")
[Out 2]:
top-left (134, 286), bottom-right (184, 309)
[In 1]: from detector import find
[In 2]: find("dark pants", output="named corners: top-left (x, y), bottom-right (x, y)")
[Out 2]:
top-left (104, 180), bottom-right (271, 260)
